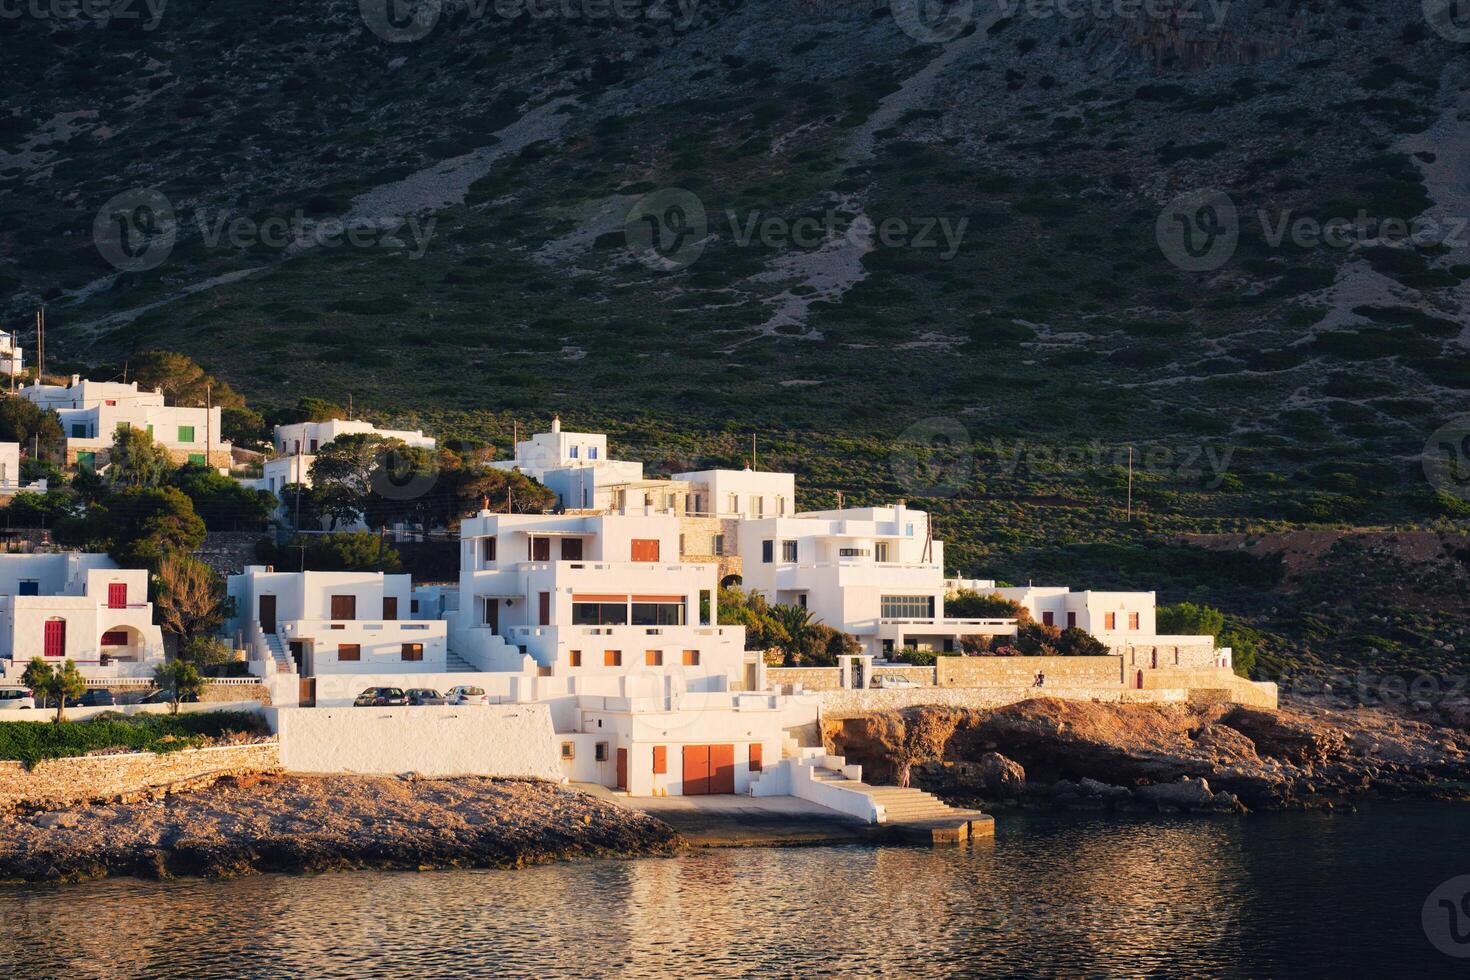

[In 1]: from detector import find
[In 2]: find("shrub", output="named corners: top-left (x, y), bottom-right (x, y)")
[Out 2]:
top-left (0, 711), bottom-right (266, 767)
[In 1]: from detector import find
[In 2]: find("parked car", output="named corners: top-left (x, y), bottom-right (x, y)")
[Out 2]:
top-left (139, 689), bottom-right (201, 705)
top-left (872, 673), bottom-right (920, 690)
top-left (0, 688), bottom-right (35, 710)
top-left (405, 688), bottom-right (446, 705)
top-left (354, 687), bottom-right (408, 707)
top-left (75, 689), bottom-right (116, 707)
top-left (445, 685), bottom-right (489, 706)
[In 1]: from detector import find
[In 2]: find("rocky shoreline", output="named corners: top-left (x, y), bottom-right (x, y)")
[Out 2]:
top-left (828, 697), bottom-right (1470, 815)
top-left (0, 774), bottom-right (683, 884)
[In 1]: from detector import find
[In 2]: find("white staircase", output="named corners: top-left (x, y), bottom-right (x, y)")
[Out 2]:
top-left (444, 648), bottom-right (477, 672)
top-left (263, 632), bottom-right (294, 674)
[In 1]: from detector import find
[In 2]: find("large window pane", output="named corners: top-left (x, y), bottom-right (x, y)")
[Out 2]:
top-left (572, 602), bottom-right (628, 625)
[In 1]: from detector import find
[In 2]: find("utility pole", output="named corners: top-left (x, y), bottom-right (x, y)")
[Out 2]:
top-left (205, 382), bottom-right (212, 471)
top-left (751, 433), bottom-right (757, 470)
top-left (1126, 446), bottom-right (1134, 522)
top-left (294, 442), bottom-right (303, 532)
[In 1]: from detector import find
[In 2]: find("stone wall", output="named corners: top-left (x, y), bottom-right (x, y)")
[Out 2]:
top-left (816, 686), bottom-right (1187, 718)
top-left (1119, 642), bottom-right (1219, 670)
top-left (1143, 668), bottom-right (1278, 709)
top-left (0, 741), bottom-right (279, 811)
top-left (197, 532), bottom-right (267, 576)
top-left (766, 667), bottom-right (843, 692)
top-left (937, 656), bottom-right (1123, 688)
top-left (678, 516), bottom-right (742, 583)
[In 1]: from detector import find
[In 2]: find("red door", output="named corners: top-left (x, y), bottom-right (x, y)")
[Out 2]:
top-left (682, 745), bottom-right (711, 795)
top-left (616, 748), bottom-right (628, 790)
top-left (43, 619), bottom-right (65, 658)
top-left (710, 744), bottom-right (735, 794)
top-left (107, 583), bottom-right (127, 609)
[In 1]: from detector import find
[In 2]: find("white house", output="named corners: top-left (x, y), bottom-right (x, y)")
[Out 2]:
top-left (740, 502), bottom-right (1016, 657)
top-left (0, 331), bottom-right (23, 378)
top-left (0, 553), bottom-right (164, 680)
top-left (491, 416), bottom-right (646, 512)
top-left (229, 567), bottom-right (446, 677)
top-left (273, 419), bottom-right (435, 457)
top-left (20, 376), bottom-right (230, 472)
top-left (451, 510), bottom-right (748, 690)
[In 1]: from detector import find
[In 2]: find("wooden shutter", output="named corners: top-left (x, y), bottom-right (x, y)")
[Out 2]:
top-left (107, 583), bottom-right (128, 609)
top-left (43, 619), bottom-right (65, 658)
top-left (383, 597), bottom-right (398, 620)
top-left (401, 643), bottom-right (423, 662)
top-left (682, 650), bottom-right (699, 666)
top-left (538, 592), bottom-right (550, 626)
top-left (337, 644), bottom-right (360, 661)
top-left (616, 748), bottom-right (628, 790)
top-left (710, 744), bottom-right (735, 794)
top-left (630, 539), bottom-right (660, 562)
top-left (652, 745), bottom-right (667, 774)
top-left (749, 743), bottom-right (763, 773)
top-left (682, 745), bottom-right (710, 795)
top-left (331, 595), bottom-right (356, 621)
top-left (560, 538), bottom-right (583, 560)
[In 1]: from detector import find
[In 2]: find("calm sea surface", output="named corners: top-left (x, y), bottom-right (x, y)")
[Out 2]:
top-left (1, 804), bottom-right (1466, 978)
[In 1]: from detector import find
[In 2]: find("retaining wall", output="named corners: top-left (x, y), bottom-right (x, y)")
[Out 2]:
top-left (0, 741), bottom-right (280, 811)
top-left (815, 685), bottom-right (1188, 718)
top-left (275, 704), bottom-right (562, 779)
top-left (936, 656), bottom-right (1123, 688)
top-left (766, 667), bottom-right (842, 692)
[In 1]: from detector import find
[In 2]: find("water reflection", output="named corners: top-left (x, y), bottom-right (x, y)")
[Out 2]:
top-left (0, 807), bottom-right (1463, 979)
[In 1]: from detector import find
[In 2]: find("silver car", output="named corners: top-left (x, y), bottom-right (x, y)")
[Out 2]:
top-left (872, 674), bottom-right (920, 690)
top-left (0, 688), bottom-right (36, 709)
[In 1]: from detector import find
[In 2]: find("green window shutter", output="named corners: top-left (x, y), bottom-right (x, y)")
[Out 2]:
top-left (178, 425), bottom-right (195, 442)
top-left (146, 424), bottom-right (153, 436)
top-left (116, 421), bottom-right (129, 432)
top-left (188, 453), bottom-right (205, 465)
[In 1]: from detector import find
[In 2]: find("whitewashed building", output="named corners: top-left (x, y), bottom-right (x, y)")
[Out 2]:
top-left (0, 553), bottom-right (164, 679)
top-left (0, 331), bottom-right (23, 378)
top-left (230, 567), bottom-right (446, 677)
top-left (273, 419), bottom-right (435, 457)
top-left (740, 502), bottom-right (1016, 657)
top-left (20, 377), bottom-right (229, 472)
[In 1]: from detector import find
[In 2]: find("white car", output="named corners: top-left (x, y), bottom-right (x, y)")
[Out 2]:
top-left (872, 674), bottom-right (920, 690)
top-left (0, 688), bottom-right (36, 709)
top-left (446, 685), bottom-right (490, 706)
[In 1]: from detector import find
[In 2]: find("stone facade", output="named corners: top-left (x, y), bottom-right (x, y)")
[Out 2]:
top-left (0, 741), bottom-right (279, 811)
top-left (869, 665), bottom-right (937, 686)
top-left (766, 667), bottom-right (843, 692)
top-left (815, 685), bottom-right (1188, 718)
top-left (66, 447), bottom-right (233, 471)
top-left (678, 515), bottom-right (743, 583)
top-left (1118, 641), bottom-right (1219, 670)
top-left (937, 655), bottom-right (1124, 688)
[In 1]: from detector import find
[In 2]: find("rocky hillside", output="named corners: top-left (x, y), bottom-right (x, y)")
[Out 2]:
top-left (1, 0), bottom-right (1468, 678)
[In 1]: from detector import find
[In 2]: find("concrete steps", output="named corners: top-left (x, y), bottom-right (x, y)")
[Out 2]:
top-left (796, 756), bottom-right (994, 843)
top-left (444, 648), bottom-right (477, 672)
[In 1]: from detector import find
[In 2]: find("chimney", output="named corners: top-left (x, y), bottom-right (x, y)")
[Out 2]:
top-left (70, 374), bottom-right (79, 387)
top-left (550, 413), bottom-right (561, 434)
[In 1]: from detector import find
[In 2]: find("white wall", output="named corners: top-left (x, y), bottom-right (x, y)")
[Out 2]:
top-left (275, 704), bottom-right (562, 779)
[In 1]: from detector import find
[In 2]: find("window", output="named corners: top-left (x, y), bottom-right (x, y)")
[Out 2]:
top-left (17, 580), bottom-right (38, 596)
top-left (630, 539), bottom-right (660, 562)
top-left (76, 451), bottom-right (96, 473)
top-left (569, 650), bottom-right (582, 667)
top-left (682, 650), bottom-right (700, 666)
top-left (71, 423), bottom-right (88, 439)
top-left (538, 592), bottom-right (550, 626)
top-left (337, 644), bottom-right (361, 661)
top-left (105, 399), bottom-right (116, 407)
top-left (188, 453), bottom-right (205, 465)
top-left (1067, 611), bottom-right (1077, 628)
top-left (653, 745), bottom-right (667, 774)
top-left (712, 534), bottom-right (725, 556)
top-left (839, 548), bottom-right (869, 558)
top-left (481, 537), bottom-right (497, 562)
top-left (572, 602), bottom-right (629, 625)
top-left (604, 650), bottom-right (622, 667)
top-left (530, 537), bottom-right (551, 561)
top-left (561, 742), bottom-right (575, 760)
top-left (178, 425), bottom-right (195, 442)
top-left (330, 595), bottom-right (356, 620)
top-left (776, 496), bottom-right (786, 516)
top-left (749, 743), bottom-right (763, 773)
top-left (560, 538), bottom-right (583, 560)
top-left (728, 493), bottom-right (739, 514)
top-left (1042, 611), bottom-right (1054, 627)
top-left (410, 599), bottom-right (420, 614)
top-left (875, 542), bottom-right (890, 562)
top-left (632, 600), bottom-right (685, 626)
top-left (751, 495), bottom-right (764, 517)
top-left (762, 540), bottom-right (774, 564)
top-left (569, 446), bottom-right (578, 459)
top-left (781, 540), bottom-right (798, 563)
top-left (595, 742), bottom-right (609, 762)
top-left (401, 643), bottom-right (424, 662)
top-left (905, 523), bottom-right (914, 537)
top-left (588, 447), bottom-right (598, 460)
top-left (646, 650), bottom-right (663, 666)
top-left (699, 589), bottom-right (712, 626)
top-left (1129, 612), bottom-right (1140, 630)
top-left (880, 595), bottom-right (936, 619)
top-left (1104, 612), bottom-right (1117, 630)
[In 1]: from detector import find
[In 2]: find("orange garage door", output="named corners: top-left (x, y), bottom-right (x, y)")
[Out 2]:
top-left (682, 744), bottom-right (735, 795)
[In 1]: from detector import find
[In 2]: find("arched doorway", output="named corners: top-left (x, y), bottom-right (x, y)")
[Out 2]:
top-left (99, 624), bottom-right (146, 665)
top-left (720, 574), bottom-right (742, 589)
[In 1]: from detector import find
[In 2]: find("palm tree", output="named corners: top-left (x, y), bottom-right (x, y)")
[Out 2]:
top-left (769, 604), bottom-right (820, 666)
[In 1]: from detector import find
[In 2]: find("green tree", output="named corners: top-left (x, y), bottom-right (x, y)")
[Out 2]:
top-left (1157, 601), bottom-right (1226, 637)
top-left (179, 635), bottom-right (234, 671)
top-left (769, 604), bottom-right (820, 666)
top-left (0, 396), bottom-right (63, 455)
top-left (0, 488), bottom-right (74, 527)
top-left (309, 433), bottom-right (394, 528)
top-left (22, 657), bottom-right (88, 722)
top-left (1219, 625), bottom-right (1261, 679)
top-left (945, 589), bottom-right (1028, 621)
top-left (153, 659), bottom-right (204, 715)
top-left (718, 587), bottom-right (780, 650)
top-left (129, 351), bottom-right (245, 408)
top-left (68, 487), bottom-right (208, 569)
top-left (261, 531), bottom-right (402, 572)
top-left (107, 426), bottom-right (173, 489)
top-left (221, 406), bottom-right (269, 451)
top-left (169, 462), bottom-right (276, 530)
